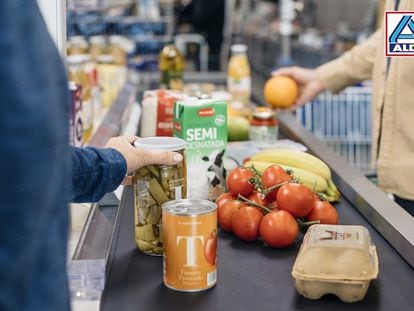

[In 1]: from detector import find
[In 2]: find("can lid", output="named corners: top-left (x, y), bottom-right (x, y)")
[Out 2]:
top-left (253, 106), bottom-right (275, 119)
top-left (231, 44), bottom-right (247, 53)
top-left (163, 199), bottom-right (217, 216)
top-left (134, 137), bottom-right (186, 152)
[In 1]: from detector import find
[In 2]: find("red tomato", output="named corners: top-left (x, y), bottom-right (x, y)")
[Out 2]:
top-left (216, 192), bottom-right (236, 210)
top-left (248, 192), bottom-right (269, 207)
top-left (259, 210), bottom-right (298, 248)
top-left (307, 201), bottom-right (339, 225)
top-left (276, 183), bottom-right (315, 218)
top-left (204, 232), bottom-right (217, 265)
top-left (218, 201), bottom-right (246, 232)
top-left (262, 165), bottom-right (293, 200)
top-left (227, 167), bottom-right (255, 197)
top-left (231, 206), bottom-right (264, 241)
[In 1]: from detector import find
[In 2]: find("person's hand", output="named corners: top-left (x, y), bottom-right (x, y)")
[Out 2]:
top-left (272, 66), bottom-right (326, 108)
top-left (104, 136), bottom-right (183, 174)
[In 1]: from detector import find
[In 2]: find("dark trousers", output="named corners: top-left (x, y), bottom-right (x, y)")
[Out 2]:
top-left (394, 195), bottom-right (414, 217)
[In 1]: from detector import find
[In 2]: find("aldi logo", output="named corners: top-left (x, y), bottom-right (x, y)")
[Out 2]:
top-left (386, 11), bottom-right (414, 56)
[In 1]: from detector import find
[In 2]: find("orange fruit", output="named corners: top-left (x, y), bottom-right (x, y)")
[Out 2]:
top-left (264, 76), bottom-right (298, 108)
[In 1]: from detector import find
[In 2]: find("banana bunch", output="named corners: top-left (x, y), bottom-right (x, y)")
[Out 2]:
top-left (244, 148), bottom-right (340, 202)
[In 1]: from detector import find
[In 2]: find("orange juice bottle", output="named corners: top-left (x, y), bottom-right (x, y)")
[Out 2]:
top-left (227, 44), bottom-right (251, 111)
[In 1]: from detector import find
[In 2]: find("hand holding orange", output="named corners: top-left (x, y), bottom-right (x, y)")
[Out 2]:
top-left (264, 75), bottom-right (298, 109)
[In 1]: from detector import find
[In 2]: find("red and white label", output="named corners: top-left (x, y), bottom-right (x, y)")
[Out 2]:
top-left (198, 108), bottom-right (215, 117)
top-left (156, 90), bottom-right (181, 136)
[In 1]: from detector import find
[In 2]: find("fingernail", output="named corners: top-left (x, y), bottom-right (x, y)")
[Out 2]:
top-left (173, 153), bottom-right (183, 163)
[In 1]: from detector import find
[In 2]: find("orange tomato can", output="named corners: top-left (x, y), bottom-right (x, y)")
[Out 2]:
top-left (162, 199), bottom-right (217, 292)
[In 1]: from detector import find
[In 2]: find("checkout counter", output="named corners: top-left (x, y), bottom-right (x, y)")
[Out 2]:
top-left (71, 72), bottom-right (414, 310)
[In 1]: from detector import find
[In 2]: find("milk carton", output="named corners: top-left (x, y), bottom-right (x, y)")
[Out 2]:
top-left (174, 98), bottom-right (227, 201)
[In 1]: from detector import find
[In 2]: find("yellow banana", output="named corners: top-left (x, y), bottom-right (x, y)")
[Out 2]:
top-left (249, 148), bottom-right (332, 181)
top-left (244, 160), bottom-right (328, 193)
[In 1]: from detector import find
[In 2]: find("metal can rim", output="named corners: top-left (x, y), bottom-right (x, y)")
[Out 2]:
top-left (162, 199), bottom-right (217, 216)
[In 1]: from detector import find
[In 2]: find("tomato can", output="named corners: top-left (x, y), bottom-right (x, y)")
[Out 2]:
top-left (162, 199), bottom-right (217, 292)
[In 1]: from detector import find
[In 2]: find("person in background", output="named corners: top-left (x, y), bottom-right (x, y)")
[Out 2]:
top-left (273, 0), bottom-right (414, 216)
top-left (0, 2), bottom-right (182, 310)
top-left (176, 0), bottom-right (225, 71)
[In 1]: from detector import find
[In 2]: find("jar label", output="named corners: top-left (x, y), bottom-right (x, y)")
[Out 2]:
top-left (249, 125), bottom-right (278, 141)
top-left (156, 91), bottom-right (176, 136)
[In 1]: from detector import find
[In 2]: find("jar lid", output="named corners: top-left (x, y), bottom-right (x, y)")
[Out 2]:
top-left (253, 107), bottom-right (275, 119)
top-left (89, 35), bottom-right (106, 45)
top-left (95, 54), bottom-right (115, 64)
top-left (231, 44), bottom-right (247, 53)
top-left (68, 36), bottom-right (88, 47)
top-left (134, 137), bottom-right (186, 152)
top-left (67, 54), bottom-right (91, 65)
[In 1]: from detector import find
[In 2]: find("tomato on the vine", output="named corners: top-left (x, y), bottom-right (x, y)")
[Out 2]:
top-left (226, 167), bottom-right (255, 197)
top-left (216, 192), bottom-right (236, 210)
top-left (276, 183), bottom-right (315, 218)
top-left (204, 231), bottom-right (217, 265)
top-left (231, 206), bottom-right (263, 241)
top-left (259, 210), bottom-right (298, 248)
top-left (218, 201), bottom-right (246, 232)
top-left (248, 192), bottom-right (269, 207)
top-left (262, 165), bottom-right (293, 200)
top-left (307, 200), bottom-right (339, 225)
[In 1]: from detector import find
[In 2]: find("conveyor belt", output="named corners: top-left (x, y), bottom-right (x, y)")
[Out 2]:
top-left (101, 186), bottom-right (414, 311)
top-left (97, 73), bottom-right (414, 310)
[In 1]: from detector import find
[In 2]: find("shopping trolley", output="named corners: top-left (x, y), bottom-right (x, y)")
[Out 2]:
top-left (296, 85), bottom-right (375, 176)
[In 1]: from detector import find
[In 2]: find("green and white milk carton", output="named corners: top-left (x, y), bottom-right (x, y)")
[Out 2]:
top-left (174, 98), bottom-right (227, 201)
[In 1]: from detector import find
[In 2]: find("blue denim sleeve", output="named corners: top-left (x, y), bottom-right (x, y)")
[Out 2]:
top-left (70, 146), bottom-right (127, 203)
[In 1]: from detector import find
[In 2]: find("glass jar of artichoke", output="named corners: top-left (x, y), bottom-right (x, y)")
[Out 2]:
top-left (133, 137), bottom-right (187, 255)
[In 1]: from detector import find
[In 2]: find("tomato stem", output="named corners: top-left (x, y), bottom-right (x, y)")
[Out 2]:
top-left (297, 219), bottom-right (320, 227)
top-left (237, 195), bottom-right (273, 214)
top-left (263, 181), bottom-right (288, 195)
top-left (315, 192), bottom-right (328, 201)
top-left (247, 165), bottom-right (267, 193)
top-left (285, 168), bottom-right (294, 175)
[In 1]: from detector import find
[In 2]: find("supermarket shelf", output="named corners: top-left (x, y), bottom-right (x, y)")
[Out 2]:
top-left (88, 77), bottom-right (138, 148)
top-left (68, 0), bottom-right (174, 13)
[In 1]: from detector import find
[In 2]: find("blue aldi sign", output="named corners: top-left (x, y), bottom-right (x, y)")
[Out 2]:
top-left (386, 12), bottom-right (414, 56)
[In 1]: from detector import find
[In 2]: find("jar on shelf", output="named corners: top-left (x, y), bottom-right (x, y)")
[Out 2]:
top-left (249, 107), bottom-right (278, 141)
top-left (67, 36), bottom-right (89, 55)
top-left (159, 43), bottom-right (185, 91)
top-left (89, 35), bottom-right (107, 61)
top-left (67, 54), bottom-right (94, 143)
